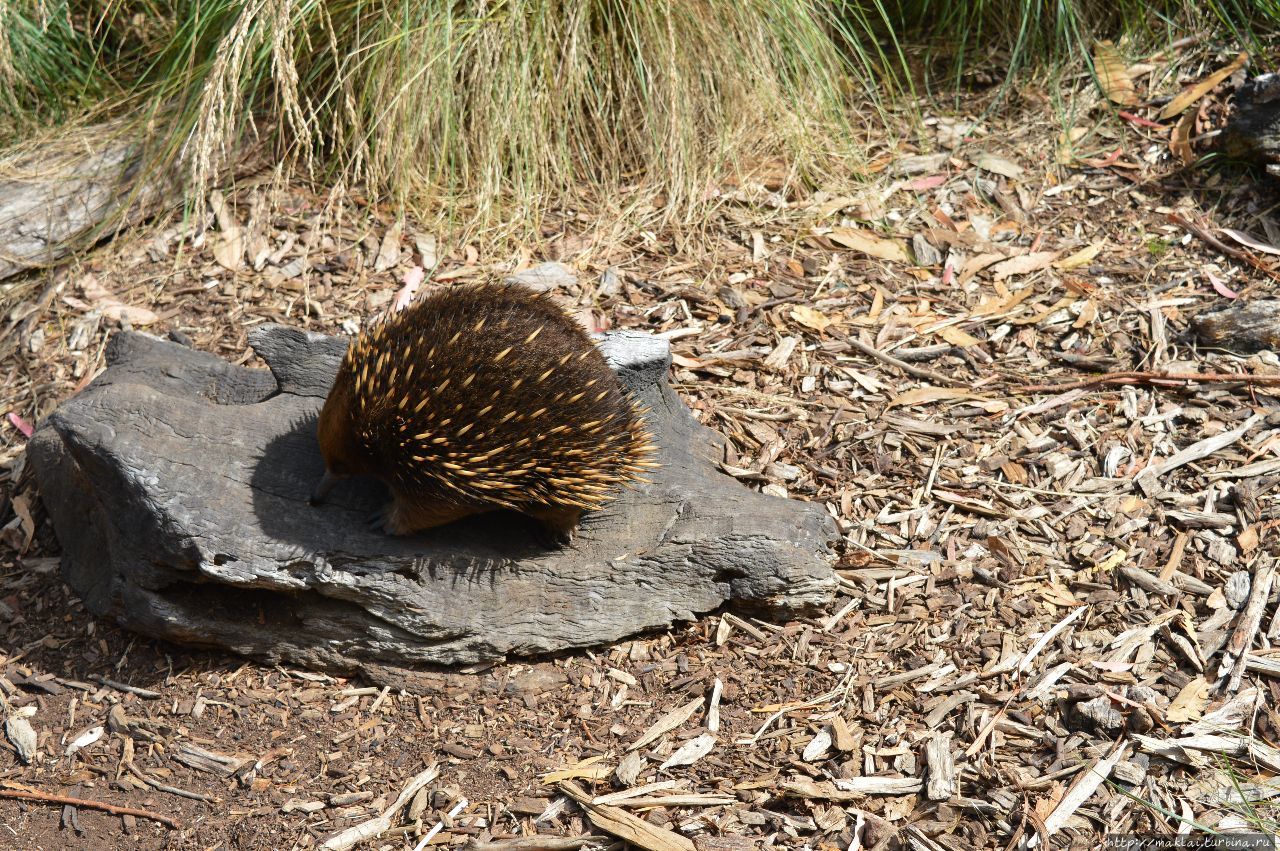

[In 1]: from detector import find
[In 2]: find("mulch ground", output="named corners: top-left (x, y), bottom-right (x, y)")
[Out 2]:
top-left (1, 42), bottom-right (1279, 851)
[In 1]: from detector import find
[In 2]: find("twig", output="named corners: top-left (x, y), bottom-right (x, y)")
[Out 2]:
top-left (1220, 558), bottom-right (1276, 693)
top-left (1168, 213), bottom-right (1280, 284)
top-left (412, 796), bottom-right (467, 851)
top-left (0, 788), bottom-right (180, 828)
top-left (1135, 413), bottom-right (1265, 495)
top-left (128, 764), bottom-right (219, 803)
top-left (1018, 371), bottom-right (1280, 393)
top-left (838, 335), bottom-right (962, 387)
top-left (465, 839), bottom-right (609, 851)
top-left (93, 676), bottom-right (161, 699)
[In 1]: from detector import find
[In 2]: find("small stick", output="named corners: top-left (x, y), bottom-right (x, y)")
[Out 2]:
top-left (128, 764), bottom-right (219, 803)
top-left (1220, 559), bottom-right (1276, 693)
top-left (0, 788), bottom-right (180, 828)
top-left (466, 837), bottom-right (609, 851)
top-left (839, 335), bottom-right (962, 387)
top-left (412, 796), bottom-right (467, 851)
top-left (93, 676), bottom-right (161, 699)
top-left (1168, 213), bottom-right (1280, 284)
top-left (320, 764), bottom-right (439, 851)
top-left (1018, 371), bottom-right (1280, 393)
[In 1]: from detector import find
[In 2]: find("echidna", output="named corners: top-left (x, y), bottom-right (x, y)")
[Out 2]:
top-left (311, 282), bottom-right (656, 542)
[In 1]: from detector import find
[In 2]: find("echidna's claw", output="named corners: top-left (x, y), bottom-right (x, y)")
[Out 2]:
top-left (534, 524), bottom-right (574, 549)
top-left (368, 502), bottom-right (407, 535)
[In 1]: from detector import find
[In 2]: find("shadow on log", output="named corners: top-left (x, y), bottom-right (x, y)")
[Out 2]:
top-left (27, 326), bottom-right (838, 681)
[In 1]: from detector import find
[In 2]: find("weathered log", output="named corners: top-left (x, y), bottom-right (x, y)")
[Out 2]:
top-left (1189, 298), bottom-right (1280, 354)
top-left (1221, 73), bottom-right (1280, 176)
top-left (27, 326), bottom-right (838, 680)
top-left (0, 121), bottom-right (199, 282)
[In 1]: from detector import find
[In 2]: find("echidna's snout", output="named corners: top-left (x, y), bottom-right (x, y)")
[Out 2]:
top-left (309, 469), bottom-right (342, 506)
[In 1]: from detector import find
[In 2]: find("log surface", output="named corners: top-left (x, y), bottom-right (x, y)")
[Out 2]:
top-left (0, 130), bottom-right (171, 281)
top-left (1222, 73), bottom-right (1280, 175)
top-left (1190, 298), bottom-right (1280, 354)
top-left (28, 326), bottom-right (838, 675)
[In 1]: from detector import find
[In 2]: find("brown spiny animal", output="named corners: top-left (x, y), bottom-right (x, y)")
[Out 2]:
top-left (311, 282), bottom-right (656, 542)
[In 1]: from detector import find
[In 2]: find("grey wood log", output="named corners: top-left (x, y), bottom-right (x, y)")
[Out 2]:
top-left (27, 326), bottom-right (838, 680)
top-left (0, 128), bottom-right (176, 281)
top-left (1221, 73), bottom-right (1280, 177)
top-left (1190, 298), bottom-right (1280, 354)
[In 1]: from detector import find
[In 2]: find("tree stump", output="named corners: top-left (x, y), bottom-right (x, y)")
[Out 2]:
top-left (28, 325), bottom-right (838, 679)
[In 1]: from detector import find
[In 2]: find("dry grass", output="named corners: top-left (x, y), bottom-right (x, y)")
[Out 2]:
top-left (1, 0), bottom-right (865, 238)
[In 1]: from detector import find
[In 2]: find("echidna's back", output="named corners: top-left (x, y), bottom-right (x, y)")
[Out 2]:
top-left (342, 283), bottom-right (651, 513)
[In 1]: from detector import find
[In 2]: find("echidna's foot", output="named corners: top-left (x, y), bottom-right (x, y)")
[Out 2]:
top-left (525, 505), bottom-right (584, 548)
top-left (369, 501), bottom-right (413, 536)
top-left (371, 496), bottom-right (482, 536)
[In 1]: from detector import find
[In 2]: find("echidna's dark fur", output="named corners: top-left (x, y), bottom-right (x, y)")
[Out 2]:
top-left (314, 282), bottom-right (656, 540)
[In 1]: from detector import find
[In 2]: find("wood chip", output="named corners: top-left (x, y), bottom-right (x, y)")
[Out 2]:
top-left (320, 765), bottom-right (439, 851)
top-left (558, 781), bottom-right (695, 851)
top-left (628, 697), bottom-right (703, 752)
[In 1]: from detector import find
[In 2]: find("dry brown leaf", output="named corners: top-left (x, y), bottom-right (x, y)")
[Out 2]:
top-left (938, 325), bottom-right (982, 347)
top-left (6, 492), bottom-right (34, 555)
top-left (1170, 107), bottom-right (1196, 166)
top-left (208, 191), bottom-right (244, 271)
top-left (972, 153), bottom-right (1024, 179)
top-left (374, 222), bottom-right (403, 273)
top-left (1056, 127), bottom-right (1089, 165)
top-left (671, 353), bottom-right (704, 369)
top-left (1220, 228), bottom-right (1280, 255)
top-left (1017, 296), bottom-right (1076, 327)
top-left (867, 287), bottom-right (885, 322)
top-left (813, 196), bottom-right (859, 219)
top-left (1072, 299), bottom-right (1099, 329)
top-left (825, 227), bottom-right (910, 263)
top-left (958, 252), bottom-right (1006, 286)
top-left (1158, 52), bottom-right (1249, 120)
top-left (791, 305), bottom-right (831, 332)
top-left (1094, 41), bottom-right (1138, 106)
top-left (971, 286), bottom-right (1034, 317)
top-left (81, 275), bottom-right (159, 326)
top-left (212, 233), bottom-right (244, 272)
top-left (1040, 582), bottom-right (1081, 607)
top-left (887, 387), bottom-right (985, 409)
top-left (1167, 677), bottom-right (1210, 723)
top-left (991, 251), bottom-right (1060, 281)
top-left (1054, 243), bottom-right (1103, 270)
